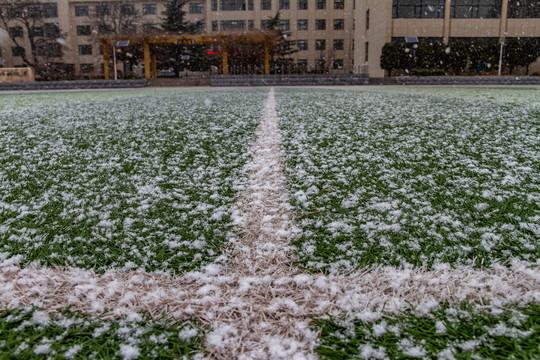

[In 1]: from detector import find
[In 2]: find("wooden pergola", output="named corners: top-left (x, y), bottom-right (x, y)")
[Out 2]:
top-left (100, 32), bottom-right (275, 79)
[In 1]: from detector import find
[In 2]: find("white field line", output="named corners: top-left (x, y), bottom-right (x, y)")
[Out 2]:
top-left (1, 88), bottom-right (539, 359)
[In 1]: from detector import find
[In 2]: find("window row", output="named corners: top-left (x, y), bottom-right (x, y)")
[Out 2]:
top-left (5, 3), bottom-right (58, 19)
top-left (74, 24), bottom-right (161, 36)
top-left (211, 19), bottom-right (345, 31)
top-left (392, 0), bottom-right (506, 19)
top-left (297, 59), bottom-right (345, 70)
top-left (10, 44), bottom-right (62, 57)
top-left (297, 39), bottom-right (345, 50)
top-left (508, 0), bottom-right (540, 18)
top-left (74, 4), bottom-right (157, 17)
top-left (8, 23), bottom-right (59, 38)
top-left (297, 19), bottom-right (346, 30)
top-left (211, 0), bottom-right (345, 11)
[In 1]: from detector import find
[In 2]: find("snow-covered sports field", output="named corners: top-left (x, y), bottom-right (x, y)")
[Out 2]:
top-left (0, 87), bottom-right (538, 359)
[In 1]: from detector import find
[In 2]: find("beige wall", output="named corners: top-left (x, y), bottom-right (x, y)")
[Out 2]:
top-left (1, 0), bottom-right (540, 78)
top-left (353, 0), bottom-right (540, 78)
top-left (197, 0), bottom-right (355, 73)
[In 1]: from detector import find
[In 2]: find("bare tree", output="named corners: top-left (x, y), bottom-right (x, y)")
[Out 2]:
top-left (91, 1), bottom-right (146, 38)
top-left (90, 1), bottom-right (154, 78)
top-left (0, 0), bottom-right (65, 77)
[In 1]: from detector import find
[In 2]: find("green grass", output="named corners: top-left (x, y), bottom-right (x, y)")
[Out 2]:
top-left (0, 88), bottom-right (267, 274)
top-left (314, 302), bottom-right (540, 359)
top-left (277, 87), bottom-right (540, 272)
top-left (0, 308), bottom-right (204, 359)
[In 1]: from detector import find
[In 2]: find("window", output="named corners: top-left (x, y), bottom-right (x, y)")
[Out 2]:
top-left (364, 41), bottom-right (369, 62)
top-left (98, 24), bottom-right (112, 34)
top-left (7, 8), bottom-right (22, 19)
top-left (38, 43), bottom-right (61, 57)
top-left (333, 59), bottom-right (343, 69)
top-left (144, 24), bottom-right (160, 31)
top-left (279, 19), bottom-right (290, 31)
top-left (249, 0), bottom-right (254, 9)
top-left (334, 0), bottom-right (344, 9)
top-left (248, 20), bottom-right (254, 29)
top-left (261, 20), bottom-right (271, 29)
top-left (9, 27), bottom-right (23, 38)
top-left (143, 4), bottom-right (157, 15)
top-left (221, 0), bottom-right (247, 10)
top-left (212, 0), bottom-right (218, 10)
top-left (315, 39), bottom-right (326, 50)
top-left (97, 5), bottom-right (110, 16)
top-left (75, 6), bottom-right (89, 16)
top-left (12, 46), bottom-right (25, 57)
top-left (333, 39), bottom-right (344, 50)
top-left (334, 19), bottom-right (344, 30)
top-left (28, 6), bottom-right (42, 18)
top-left (280, 0), bottom-right (290, 9)
top-left (316, 0), bottom-right (326, 9)
top-left (78, 45), bottom-right (92, 55)
top-left (315, 59), bottom-right (325, 71)
top-left (297, 40), bottom-right (308, 50)
top-left (297, 19), bottom-right (308, 30)
top-left (189, 3), bottom-right (204, 13)
top-left (121, 5), bottom-right (136, 16)
top-left (77, 25), bottom-right (91, 36)
top-left (315, 19), bottom-right (326, 30)
top-left (392, 0), bottom-right (445, 18)
top-left (212, 20), bottom-right (218, 31)
top-left (220, 20), bottom-right (246, 30)
top-left (31, 27), bottom-right (44, 37)
top-left (297, 59), bottom-right (308, 68)
top-left (44, 23), bottom-right (60, 38)
top-left (42, 3), bottom-right (58, 18)
top-left (261, 0), bottom-right (272, 10)
top-left (298, 0), bottom-right (308, 10)
top-left (80, 64), bottom-right (94, 74)
top-left (450, 0), bottom-right (500, 18)
top-left (508, 0), bottom-right (540, 18)
top-left (366, 9), bottom-right (370, 29)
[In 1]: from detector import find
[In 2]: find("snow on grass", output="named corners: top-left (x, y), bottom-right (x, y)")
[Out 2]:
top-left (0, 87), bottom-right (538, 359)
top-left (277, 87), bottom-right (539, 273)
top-left (0, 307), bottom-right (204, 359)
top-left (314, 302), bottom-right (539, 360)
top-left (0, 88), bottom-right (266, 274)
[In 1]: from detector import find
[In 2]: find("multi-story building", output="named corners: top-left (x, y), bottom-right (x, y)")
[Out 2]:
top-left (356, 0), bottom-right (540, 77)
top-left (0, 0), bottom-right (354, 77)
top-left (0, 0), bottom-right (539, 78)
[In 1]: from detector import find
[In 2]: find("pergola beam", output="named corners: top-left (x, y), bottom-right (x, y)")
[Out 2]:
top-left (101, 32), bottom-right (274, 79)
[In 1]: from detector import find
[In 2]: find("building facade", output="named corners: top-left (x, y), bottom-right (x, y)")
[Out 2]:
top-left (0, 0), bottom-right (539, 78)
top-left (356, 0), bottom-right (540, 77)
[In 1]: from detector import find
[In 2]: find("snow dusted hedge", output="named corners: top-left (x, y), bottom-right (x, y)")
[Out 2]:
top-left (0, 89), bottom-right (266, 273)
top-left (277, 87), bottom-right (540, 272)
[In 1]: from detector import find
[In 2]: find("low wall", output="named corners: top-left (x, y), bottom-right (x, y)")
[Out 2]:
top-left (393, 76), bottom-right (540, 86)
top-left (0, 67), bottom-right (35, 83)
top-left (211, 74), bottom-right (369, 87)
top-left (0, 79), bottom-right (147, 91)
top-left (147, 77), bottom-right (210, 87)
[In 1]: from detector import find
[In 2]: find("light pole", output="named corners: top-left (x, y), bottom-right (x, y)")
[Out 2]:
top-left (113, 43), bottom-right (118, 81)
top-left (498, 40), bottom-right (505, 77)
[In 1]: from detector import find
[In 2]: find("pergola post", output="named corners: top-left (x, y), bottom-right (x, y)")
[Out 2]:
top-left (102, 40), bottom-right (109, 80)
top-left (264, 40), bottom-right (270, 75)
top-left (151, 55), bottom-right (157, 78)
top-left (222, 42), bottom-right (228, 76)
top-left (144, 42), bottom-right (151, 79)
